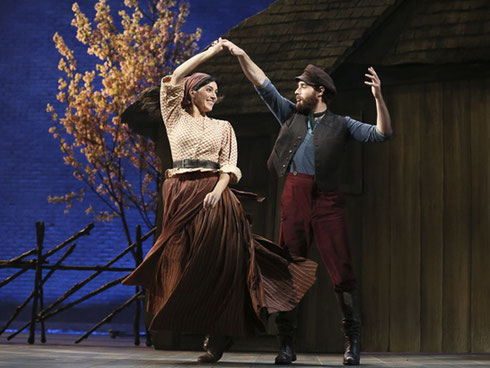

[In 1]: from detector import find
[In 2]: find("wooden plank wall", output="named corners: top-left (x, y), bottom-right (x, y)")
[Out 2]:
top-left (419, 83), bottom-right (444, 352)
top-left (353, 77), bottom-right (490, 353)
top-left (469, 78), bottom-right (490, 353)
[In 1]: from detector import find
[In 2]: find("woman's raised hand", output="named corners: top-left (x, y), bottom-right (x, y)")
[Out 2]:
top-left (171, 38), bottom-right (224, 85)
top-left (209, 38), bottom-right (225, 55)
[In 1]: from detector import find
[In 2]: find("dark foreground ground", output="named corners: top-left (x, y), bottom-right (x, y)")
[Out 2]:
top-left (1, 334), bottom-right (489, 367)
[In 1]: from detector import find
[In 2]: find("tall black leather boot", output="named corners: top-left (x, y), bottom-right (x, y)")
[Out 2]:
top-left (336, 291), bottom-right (361, 366)
top-left (197, 335), bottom-right (233, 363)
top-left (274, 308), bottom-right (298, 364)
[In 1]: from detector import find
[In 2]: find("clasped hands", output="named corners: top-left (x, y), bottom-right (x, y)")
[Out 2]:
top-left (209, 38), bottom-right (245, 56)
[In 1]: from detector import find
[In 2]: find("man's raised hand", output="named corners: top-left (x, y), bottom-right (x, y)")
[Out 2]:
top-left (364, 67), bottom-right (383, 99)
top-left (222, 39), bottom-right (245, 57)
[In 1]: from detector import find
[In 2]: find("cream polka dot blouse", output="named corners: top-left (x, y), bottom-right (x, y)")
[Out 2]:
top-left (160, 76), bottom-right (242, 184)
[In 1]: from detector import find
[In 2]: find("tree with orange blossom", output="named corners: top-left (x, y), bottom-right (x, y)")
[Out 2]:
top-left (46, 0), bottom-right (201, 245)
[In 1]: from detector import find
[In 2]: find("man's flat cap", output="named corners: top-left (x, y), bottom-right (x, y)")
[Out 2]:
top-left (295, 64), bottom-right (336, 96)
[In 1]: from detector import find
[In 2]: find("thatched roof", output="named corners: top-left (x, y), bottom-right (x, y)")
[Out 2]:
top-left (201, 0), bottom-right (490, 115)
top-left (383, 0), bottom-right (490, 64)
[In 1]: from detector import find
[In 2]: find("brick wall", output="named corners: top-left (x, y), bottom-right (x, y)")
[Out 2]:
top-left (0, 1), bottom-right (141, 318)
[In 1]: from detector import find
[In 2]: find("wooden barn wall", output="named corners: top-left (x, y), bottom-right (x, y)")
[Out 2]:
top-left (330, 77), bottom-right (490, 353)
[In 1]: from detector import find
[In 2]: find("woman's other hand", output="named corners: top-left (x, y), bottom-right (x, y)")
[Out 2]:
top-left (203, 190), bottom-right (222, 210)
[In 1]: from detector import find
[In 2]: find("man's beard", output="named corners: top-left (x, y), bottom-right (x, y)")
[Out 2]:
top-left (295, 93), bottom-right (318, 114)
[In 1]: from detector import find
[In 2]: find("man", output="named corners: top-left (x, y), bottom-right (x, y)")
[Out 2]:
top-left (222, 39), bottom-right (392, 366)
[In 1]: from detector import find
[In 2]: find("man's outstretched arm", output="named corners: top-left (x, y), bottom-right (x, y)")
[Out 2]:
top-left (223, 39), bottom-right (294, 125)
top-left (222, 39), bottom-right (267, 86)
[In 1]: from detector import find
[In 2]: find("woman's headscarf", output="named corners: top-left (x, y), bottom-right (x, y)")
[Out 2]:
top-left (181, 72), bottom-right (211, 108)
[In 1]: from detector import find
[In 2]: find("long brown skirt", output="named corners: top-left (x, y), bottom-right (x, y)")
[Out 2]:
top-left (122, 172), bottom-right (317, 338)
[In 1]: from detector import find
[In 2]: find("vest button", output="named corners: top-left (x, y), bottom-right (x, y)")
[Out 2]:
top-left (297, 136), bottom-right (301, 139)
top-left (282, 164), bottom-right (286, 168)
top-left (289, 150), bottom-right (293, 153)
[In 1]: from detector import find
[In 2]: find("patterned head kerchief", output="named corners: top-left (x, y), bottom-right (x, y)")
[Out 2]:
top-left (181, 72), bottom-right (211, 108)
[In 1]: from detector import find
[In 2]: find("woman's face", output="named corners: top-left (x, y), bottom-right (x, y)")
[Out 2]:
top-left (190, 81), bottom-right (218, 113)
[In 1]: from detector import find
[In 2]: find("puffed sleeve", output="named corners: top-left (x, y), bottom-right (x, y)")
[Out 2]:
top-left (218, 121), bottom-right (242, 184)
top-left (160, 75), bottom-right (185, 133)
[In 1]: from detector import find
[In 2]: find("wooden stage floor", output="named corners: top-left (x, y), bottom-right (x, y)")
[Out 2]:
top-left (1, 334), bottom-right (489, 367)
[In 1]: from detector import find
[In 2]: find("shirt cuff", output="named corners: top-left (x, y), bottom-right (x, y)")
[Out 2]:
top-left (375, 127), bottom-right (393, 140)
top-left (254, 77), bottom-right (271, 91)
top-left (161, 75), bottom-right (185, 90)
top-left (220, 164), bottom-right (242, 184)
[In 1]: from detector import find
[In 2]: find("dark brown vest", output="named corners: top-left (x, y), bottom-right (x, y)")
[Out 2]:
top-left (267, 110), bottom-right (348, 192)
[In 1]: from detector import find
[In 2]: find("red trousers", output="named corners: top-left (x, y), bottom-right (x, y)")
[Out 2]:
top-left (279, 173), bottom-right (357, 292)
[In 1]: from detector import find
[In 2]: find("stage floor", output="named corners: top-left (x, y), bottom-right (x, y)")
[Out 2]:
top-left (1, 334), bottom-right (489, 367)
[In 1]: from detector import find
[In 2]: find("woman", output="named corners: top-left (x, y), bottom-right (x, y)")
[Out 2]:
top-left (122, 39), bottom-right (317, 363)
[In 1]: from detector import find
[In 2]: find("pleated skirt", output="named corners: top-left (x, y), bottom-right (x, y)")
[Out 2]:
top-left (122, 171), bottom-right (317, 338)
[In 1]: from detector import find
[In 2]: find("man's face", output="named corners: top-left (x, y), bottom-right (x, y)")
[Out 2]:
top-left (295, 81), bottom-right (319, 114)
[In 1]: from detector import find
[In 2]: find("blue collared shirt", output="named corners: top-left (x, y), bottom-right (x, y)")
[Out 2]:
top-left (254, 78), bottom-right (392, 175)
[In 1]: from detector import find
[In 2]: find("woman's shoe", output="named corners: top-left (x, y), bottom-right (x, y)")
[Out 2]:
top-left (197, 351), bottom-right (223, 364)
top-left (197, 335), bottom-right (233, 363)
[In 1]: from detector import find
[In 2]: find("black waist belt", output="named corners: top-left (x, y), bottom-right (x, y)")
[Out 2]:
top-left (173, 159), bottom-right (219, 170)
